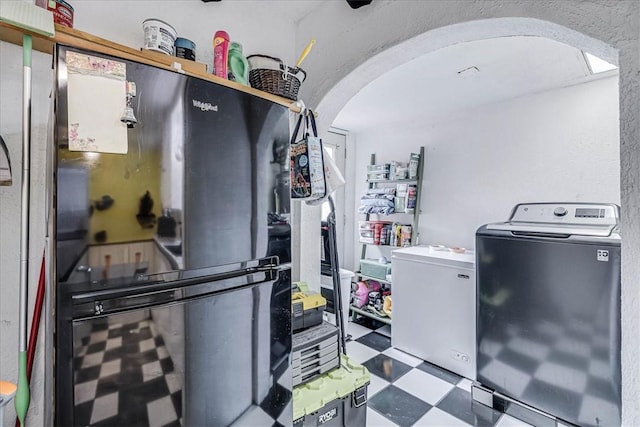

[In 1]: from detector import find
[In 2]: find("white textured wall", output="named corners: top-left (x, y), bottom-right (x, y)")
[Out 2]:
top-left (296, 1), bottom-right (639, 424)
top-left (71, 1), bottom-right (302, 72)
top-left (0, 3), bottom-right (298, 426)
top-left (348, 76), bottom-right (620, 267)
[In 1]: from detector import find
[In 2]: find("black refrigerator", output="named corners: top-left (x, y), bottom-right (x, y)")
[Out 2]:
top-left (54, 45), bottom-right (292, 426)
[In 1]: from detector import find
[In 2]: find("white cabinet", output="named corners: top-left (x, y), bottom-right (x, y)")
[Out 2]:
top-left (392, 246), bottom-right (476, 380)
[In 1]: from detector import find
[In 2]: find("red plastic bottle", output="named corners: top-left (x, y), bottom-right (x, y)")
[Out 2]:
top-left (213, 30), bottom-right (230, 78)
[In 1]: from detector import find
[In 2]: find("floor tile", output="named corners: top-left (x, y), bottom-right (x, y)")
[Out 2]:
top-left (533, 361), bottom-right (588, 393)
top-left (74, 400), bottom-right (93, 425)
top-left (89, 330), bottom-right (109, 344)
top-left (74, 379), bottom-right (98, 405)
top-left (369, 385), bottom-right (432, 427)
top-left (347, 321), bottom-right (377, 340)
top-left (139, 337), bottom-right (157, 353)
top-left (437, 387), bottom-right (502, 426)
top-left (363, 354), bottom-right (412, 382)
top-left (99, 359), bottom-right (121, 378)
top-left (496, 348), bottom-right (540, 374)
top-left (367, 407), bottom-right (400, 426)
top-left (352, 315), bottom-right (387, 330)
top-left (356, 332), bottom-right (392, 352)
top-left (346, 340), bottom-right (380, 365)
top-left (416, 360), bottom-right (463, 385)
top-left (93, 322), bottom-right (109, 331)
top-left (394, 368), bottom-right (455, 405)
top-left (95, 372), bottom-right (124, 398)
top-left (377, 324), bottom-right (392, 338)
top-left (506, 337), bottom-right (551, 361)
top-left (157, 345), bottom-right (170, 360)
top-left (171, 391), bottom-right (183, 419)
top-left (414, 407), bottom-right (472, 426)
top-left (81, 352), bottom-right (105, 368)
top-left (76, 365), bottom-right (101, 384)
top-left (87, 341), bottom-right (107, 354)
top-left (108, 322), bottom-right (123, 330)
top-left (105, 336), bottom-right (122, 350)
top-left (165, 372), bottom-right (182, 394)
top-left (577, 394), bottom-right (620, 427)
top-left (90, 392), bottom-right (119, 424)
top-left (147, 395), bottom-right (178, 427)
top-left (495, 413), bottom-right (534, 427)
top-left (588, 358), bottom-right (611, 381)
top-left (521, 379), bottom-right (582, 422)
top-left (584, 376), bottom-right (618, 402)
top-left (382, 347), bottom-right (423, 368)
top-left (457, 378), bottom-right (474, 393)
top-left (142, 360), bottom-right (163, 382)
top-left (478, 359), bottom-right (531, 398)
top-left (367, 372), bottom-right (391, 397)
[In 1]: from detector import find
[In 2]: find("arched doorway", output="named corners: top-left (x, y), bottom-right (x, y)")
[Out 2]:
top-left (294, 10), bottom-right (638, 425)
top-left (315, 18), bottom-right (617, 130)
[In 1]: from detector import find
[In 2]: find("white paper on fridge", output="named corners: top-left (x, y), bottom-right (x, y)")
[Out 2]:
top-left (66, 51), bottom-right (128, 154)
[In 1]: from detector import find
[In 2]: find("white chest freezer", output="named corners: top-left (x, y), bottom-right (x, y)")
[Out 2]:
top-left (391, 246), bottom-right (476, 380)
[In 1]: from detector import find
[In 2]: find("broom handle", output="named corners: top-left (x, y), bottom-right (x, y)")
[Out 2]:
top-left (15, 33), bottom-right (32, 427)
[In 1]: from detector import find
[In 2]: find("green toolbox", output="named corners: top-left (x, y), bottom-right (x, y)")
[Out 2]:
top-left (293, 354), bottom-right (370, 426)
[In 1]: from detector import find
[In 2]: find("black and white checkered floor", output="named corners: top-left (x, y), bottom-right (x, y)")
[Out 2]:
top-left (72, 315), bottom-right (605, 426)
top-left (345, 319), bottom-right (531, 427)
top-left (73, 316), bottom-right (291, 427)
top-left (74, 319), bottom-right (183, 427)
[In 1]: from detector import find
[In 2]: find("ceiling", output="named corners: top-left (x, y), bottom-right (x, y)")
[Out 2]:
top-left (331, 36), bottom-right (618, 132)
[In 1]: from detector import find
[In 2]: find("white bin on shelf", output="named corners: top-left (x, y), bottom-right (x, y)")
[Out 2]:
top-left (320, 268), bottom-right (354, 326)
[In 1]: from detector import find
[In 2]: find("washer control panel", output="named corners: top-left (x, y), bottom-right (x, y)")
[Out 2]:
top-left (486, 203), bottom-right (620, 237)
top-left (509, 203), bottom-right (618, 226)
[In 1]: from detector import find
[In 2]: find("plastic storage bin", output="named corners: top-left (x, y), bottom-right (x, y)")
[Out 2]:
top-left (358, 221), bottom-right (392, 245)
top-left (366, 164), bottom-right (390, 181)
top-left (293, 354), bottom-right (370, 426)
top-left (359, 259), bottom-right (391, 280)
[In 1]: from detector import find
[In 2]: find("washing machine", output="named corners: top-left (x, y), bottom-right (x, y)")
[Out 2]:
top-left (392, 246), bottom-right (476, 379)
top-left (473, 202), bottom-right (621, 427)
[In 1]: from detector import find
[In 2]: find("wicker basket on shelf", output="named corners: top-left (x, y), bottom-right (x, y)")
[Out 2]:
top-left (247, 54), bottom-right (307, 100)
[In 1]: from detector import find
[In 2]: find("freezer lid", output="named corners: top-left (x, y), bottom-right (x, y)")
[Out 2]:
top-left (391, 245), bottom-right (475, 269)
top-left (486, 202), bottom-right (620, 237)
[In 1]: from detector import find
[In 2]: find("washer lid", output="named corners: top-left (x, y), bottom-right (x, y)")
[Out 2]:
top-left (392, 245), bottom-right (475, 268)
top-left (486, 203), bottom-right (620, 237)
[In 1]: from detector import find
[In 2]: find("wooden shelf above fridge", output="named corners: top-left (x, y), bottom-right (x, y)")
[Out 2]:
top-left (0, 21), bottom-right (302, 112)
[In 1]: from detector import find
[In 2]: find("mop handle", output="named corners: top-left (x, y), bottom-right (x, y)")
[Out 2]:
top-left (15, 33), bottom-right (32, 427)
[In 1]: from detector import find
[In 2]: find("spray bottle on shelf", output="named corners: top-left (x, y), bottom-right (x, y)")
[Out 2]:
top-left (213, 30), bottom-right (230, 78)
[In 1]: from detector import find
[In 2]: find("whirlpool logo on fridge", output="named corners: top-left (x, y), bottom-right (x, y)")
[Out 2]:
top-left (597, 249), bottom-right (609, 262)
top-left (192, 100), bottom-right (218, 112)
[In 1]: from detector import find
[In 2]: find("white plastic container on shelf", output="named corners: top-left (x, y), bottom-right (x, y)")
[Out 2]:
top-left (320, 268), bottom-right (354, 326)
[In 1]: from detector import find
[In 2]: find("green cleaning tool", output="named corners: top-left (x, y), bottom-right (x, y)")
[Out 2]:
top-left (0, 2), bottom-right (54, 425)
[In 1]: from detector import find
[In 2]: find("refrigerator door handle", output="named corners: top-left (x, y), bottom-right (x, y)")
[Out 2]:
top-left (70, 258), bottom-right (284, 319)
